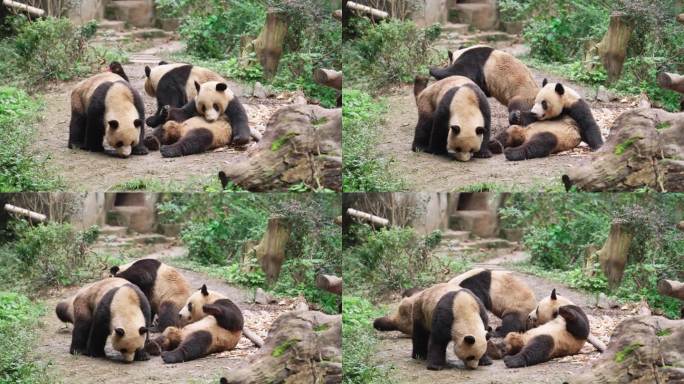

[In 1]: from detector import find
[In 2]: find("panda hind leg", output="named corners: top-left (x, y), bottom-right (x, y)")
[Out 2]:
top-left (503, 334), bottom-right (554, 368)
top-left (504, 132), bottom-right (557, 161)
top-left (161, 330), bottom-right (212, 364)
top-left (160, 128), bottom-right (213, 158)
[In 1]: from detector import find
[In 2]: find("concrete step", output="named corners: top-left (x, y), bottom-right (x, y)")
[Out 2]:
top-left (105, 0), bottom-right (155, 28)
top-left (468, 31), bottom-right (516, 43)
top-left (466, 238), bottom-right (516, 249)
top-left (100, 225), bottom-right (128, 236)
top-left (449, 210), bottom-right (497, 237)
top-left (441, 230), bottom-right (471, 241)
top-left (106, 206), bottom-right (155, 233)
top-left (124, 28), bottom-right (171, 39)
top-left (128, 53), bottom-right (162, 64)
top-left (98, 19), bottom-right (125, 32)
top-left (129, 233), bottom-right (174, 245)
top-left (449, 3), bottom-right (497, 31)
top-left (441, 23), bottom-right (469, 34)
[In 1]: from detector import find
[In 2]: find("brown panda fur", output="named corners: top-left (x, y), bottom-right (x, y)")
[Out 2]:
top-left (110, 259), bottom-right (191, 332)
top-left (448, 268), bottom-right (537, 337)
top-left (144, 113), bottom-right (232, 157)
top-left (489, 116), bottom-right (582, 161)
top-left (55, 277), bottom-right (151, 362)
top-left (373, 289), bottom-right (422, 334)
top-left (411, 283), bottom-right (492, 370)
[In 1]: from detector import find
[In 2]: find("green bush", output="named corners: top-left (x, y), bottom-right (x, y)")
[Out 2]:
top-left (0, 292), bottom-right (48, 384)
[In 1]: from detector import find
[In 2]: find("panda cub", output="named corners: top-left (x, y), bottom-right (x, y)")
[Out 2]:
top-left (489, 116), bottom-right (582, 161)
top-left (502, 289), bottom-right (589, 368)
top-left (528, 79), bottom-right (604, 150)
top-left (110, 259), bottom-right (191, 332)
top-left (144, 111), bottom-right (232, 158)
top-left (411, 283), bottom-right (492, 370)
top-left (68, 71), bottom-right (148, 158)
top-left (55, 277), bottom-right (151, 362)
top-left (412, 75), bottom-right (491, 161)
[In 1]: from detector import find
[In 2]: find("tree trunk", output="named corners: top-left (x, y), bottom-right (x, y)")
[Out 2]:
top-left (346, 1), bottom-right (388, 19)
top-left (220, 311), bottom-right (341, 384)
top-left (255, 216), bottom-right (291, 284)
top-left (658, 279), bottom-right (684, 300)
top-left (597, 12), bottom-right (632, 83)
top-left (346, 208), bottom-right (389, 227)
top-left (583, 244), bottom-right (598, 277)
top-left (219, 105), bottom-right (341, 191)
top-left (254, 9), bottom-right (288, 80)
top-left (316, 274), bottom-right (342, 295)
top-left (597, 220), bottom-right (634, 289)
top-left (563, 108), bottom-right (684, 191)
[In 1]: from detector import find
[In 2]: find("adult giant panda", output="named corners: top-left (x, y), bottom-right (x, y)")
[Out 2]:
top-left (411, 283), bottom-right (492, 370)
top-left (412, 75), bottom-right (492, 161)
top-left (143, 63), bottom-right (225, 127)
top-left (144, 111), bottom-right (232, 158)
top-left (152, 81), bottom-right (252, 146)
top-left (502, 289), bottom-right (590, 368)
top-left (110, 259), bottom-right (191, 332)
top-left (373, 288), bottom-right (422, 334)
top-left (488, 116), bottom-right (582, 160)
top-left (448, 268), bottom-right (537, 337)
top-left (429, 45), bottom-right (539, 125)
top-left (55, 277), bottom-right (151, 362)
top-left (528, 79), bottom-right (604, 150)
top-left (68, 72), bottom-right (148, 158)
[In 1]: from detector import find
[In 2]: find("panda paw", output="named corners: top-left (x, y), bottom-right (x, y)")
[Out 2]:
top-left (479, 355), bottom-right (493, 366)
top-left (134, 349), bottom-right (150, 361)
top-left (508, 110), bottom-right (522, 125)
top-left (474, 149), bottom-right (492, 159)
top-left (503, 355), bottom-right (526, 368)
top-left (144, 341), bottom-right (161, 356)
top-left (132, 144), bottom-right (149, 155)
top-left (426, 363), bottom-right (445, 371)
top-left (144, 135), bottom-right (160, 151)
top-left (161, 351), bottom-right (183, 364)
top-left (160, 145), bottom-right (181, 158)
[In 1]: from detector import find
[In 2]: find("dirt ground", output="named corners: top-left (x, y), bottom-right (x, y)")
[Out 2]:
top-left (377, 67), bottom-right (632, 191)
top-left (372, 250), bottom-right (635, 384)
top-left (34, 38), bottom-right (294, 191)
top-left (33, 246), bottom-right (294, 384)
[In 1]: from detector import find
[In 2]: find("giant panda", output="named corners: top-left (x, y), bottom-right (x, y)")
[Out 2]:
top-left (151, 81), bottom-right (252, 146)
top-left (502, 289), bottom-right (589, 368)
top-left (143, 63), bottom-right (225, 128)
top-left (429, 45), bottom-right (539, 125)
top-left (488, 115), bottom-right (582, 160)
top-left (412, 75), bottom-right (492, 161)
top-left (55, 277), bottom-right (151, 362)
top-left (528, 79), bottom-right (604, 150)
top-left (68, 71), bottom-right (148, 158)
top-left (448, 268), bottom-right (537, 337)
top-left (373, 288), bottom-right (422, 334)
top-left (144, 284), bottom-right (252, 363)
top-left (144, 111), bottom-right (232, 158)
top-left (411, 283), bottom-right (492, 370)
top-left (110, 259), bottom-right (191, 332)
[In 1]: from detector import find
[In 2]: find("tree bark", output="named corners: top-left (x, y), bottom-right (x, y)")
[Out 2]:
top-left (657, 71), bottom-right (684, 94)
top-left (2, 0), bottom-right (45, 17)
top-left (658, 279), bottom-right (684, 300)
top-left (346, 208), bottom-right (389, 227)
top-left (219, 105), bottom-right (341, 192)
top-left (346, 1), bottom-right (388, 19)
top-left (583, 244), bottom-right (598, 277)
top-left (597, 12), bottom-right (632, 83)
top-left (4, 203), bottom-right (47, 222)
top-left (316, 274), bottom-right (342, 295)
top-left (597, 220), bottom-right (634, 289)
top-left (253, 9), bottom-right (288, 80)
top-left (313, 69), bottom-right (342, 90)
top-left (220, 311), bottom-right (341, 384)
top-left (563, 108), bottom-right (684, 191)
top-left (255, 216), bottom-right (291, 284)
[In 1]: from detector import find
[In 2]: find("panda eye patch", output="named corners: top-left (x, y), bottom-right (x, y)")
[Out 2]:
top-left (466, 356), bottom-right (475, 361)
top-left (455, 147), bottom-right (462, 152)
top-left (116, 141), bottom-right (123, 148)
top-left (120, 349), bottom-right (128, 354)
top-left (188, 303), bottom-right (193, 311)
top-left (542, 100), bottom-right (548, 110)
top-left (213, 103), bottom-right (219, 111)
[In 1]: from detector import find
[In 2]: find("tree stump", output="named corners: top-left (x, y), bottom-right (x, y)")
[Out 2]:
top-left (254, 9), bottom-right (288, 79)
top-left (563, 108), bottom-right (684, 191)
top-left (220, 310), bottom-right (342, 384)
top-left (569, 316), bottom-right (684, 384)
top-left (657, 71), bottom-right (684, 111)
top-left (597, 12), bottom-right (632, 83)
top-left (255, 216), bottom-right (291, 284)
top-left (313, 68), bottom-right (343, 107)
top-left (597, 220), bottom-right (634, 289)
top-left (219, 105), bottom-right (341, 191)
top-left (315, 274), bottom-right (342, 295)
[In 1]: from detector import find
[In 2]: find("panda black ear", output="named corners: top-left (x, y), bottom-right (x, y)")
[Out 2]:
top-left (115, 328), bottom-right (125, 337)
top-left (195, 81), bottom-right (201, 92)
top-left (158, 60), bottom-right (168, 65)
top-left (448, 50), bottom-right (453, 63)
top-left (200, 284), bottom-right (209, 296)
top-left (542, 78), bottom-right (548, 87)
top-left (464, 335), bottom-right (476, 345)
top-left (475, 127), bottom-right (485, 135)
top-left (216, 83), bottom-right (228, 92)
top-left (220, 378), bottom-right (228, 384)
top-left (109, 266), bottom-right (120, 276)
top-left (551, 288), bottom-right (557, 300)
top-left (139, 326), bottom-right (148, 335)
top-left (144, 66), bottom-right (151, 78)
top-left (108, 120), bottom-right (119, 129)
top-left (134, 119), bottom-right (142, 128)
top-left (555, 83), bottom-right (565, 95)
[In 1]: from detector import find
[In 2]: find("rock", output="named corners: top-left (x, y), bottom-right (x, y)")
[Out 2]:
top-left (255, 288), bottom-right (276, 304)
top-left (253, 82), bottom-right (267, 99)
top-left (637, 93), bottom-right (652, 108)
top-left (295, 301), bottom-right (309, 312)
top-left (595, 85), bottom-right (616, 102)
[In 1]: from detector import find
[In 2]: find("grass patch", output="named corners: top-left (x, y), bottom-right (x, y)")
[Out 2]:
top-left (455, 180), bottom-right (567, 193)
top-left (271, 339), bottom-right (299, 357)
top-left (656, 328), bottom-right (672, 337)
top-left (109, 175), bottom-right (238, 192)
top-left (314, 324), bottom-right (330, 332)
top-left (615, 342), bottom-right (642, 363)
top-left (656, 122), bottom-right (671, 130)
top-left (614, 138), bottom-right (638, 155)
top-left (271, 132), bottom-right (298, 151)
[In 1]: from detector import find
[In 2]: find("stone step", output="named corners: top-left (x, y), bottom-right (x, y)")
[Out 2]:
top-left (468, 31), bottom-right (516, 43)
top-left (106, 206), bottom-right (155, 233)
top-left (99, 225), bottom-right (128, 236)
top-left (449, 3), bottom-right (497, 31)
top-left (128, 53), bottom-right (163, 64)
top-left (441, 230), bottom-right (471, 241)
top-left (449, 210), bottom-right (497, 238)
top-left (467, 238), bottom-right (516, 249)
top-left (105, 0), bottom-right (155, 28)
top-left (129, 233), bottom-right (174, 245)
top-left (98, 19), bottom-right (125, 32)
top-left (441, 23), bottom-right (469, 34)
top-left (124, 28), bottom-right (171, 39)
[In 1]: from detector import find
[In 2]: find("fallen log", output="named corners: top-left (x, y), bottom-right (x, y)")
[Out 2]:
top-left (242, 327), bottom-right (264, 348)
top-left (678, 13), bottom-right (684, 24)
top-left (254, 8), bottom-right (288, 79)
top-left (597, 12), bottom-right (632, 83)
top-left (313, 69), bottom-right (342, 90)
top-left (563, 108), bottom-right (684, 191)
top-left (346, 1), bottom-right (388, 19)
top-left (658, 279), bottom-right (684, 300)
top-left (657, 71), bottom-right (684, 94)
top-left (4, 203), bottom-right (46, 222)
top-left (3, 0), bottom-right (45, 17)
top-left (220, 310), bottom-right (341, 384)
top-left (218, 105), bottom-right (341, 191)
top-left (346, 208), bottom-right (389, 227)
top-left (316, 274), bottom-right (342, 295)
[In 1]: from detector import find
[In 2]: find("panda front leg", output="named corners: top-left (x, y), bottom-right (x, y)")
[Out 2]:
top-left (68, 110), bottom-right (87, 149)
top-left (495, 312), bottom-right (528, 337)
top-left (160, 128), bottom-right (213, 158)
top-left (161, 330), bottom-right (212, 364)
top-left (70, 316), bottom-right (93, 356)
top-left (411, 321), bottom-right (430, 360)
top-left (411, 114), bottom-right (433, 152)
top-left (226, 98), bottom-right (250, 146)
top-left (503, 334), bottom-right (554, 368)
top-left (425, 334), bottom-right (449, 370)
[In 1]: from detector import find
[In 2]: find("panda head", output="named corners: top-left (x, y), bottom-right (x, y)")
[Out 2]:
top-left (178, 284), bottom-right (223, 324)
top-left (531, 79), bottom-right (566, 120)
top-left (454, 330), bottom-right (488, 369)
top-left (446, 88), bottom-right (485, 162)
top-left (110, 322), bottom-right (148, 362)
top-left (105, 118), bottom-right (142, 158)
top-left (194, 81), bottom-right (233, 122)
top-left (527, 288), bottom-right (574, 327)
